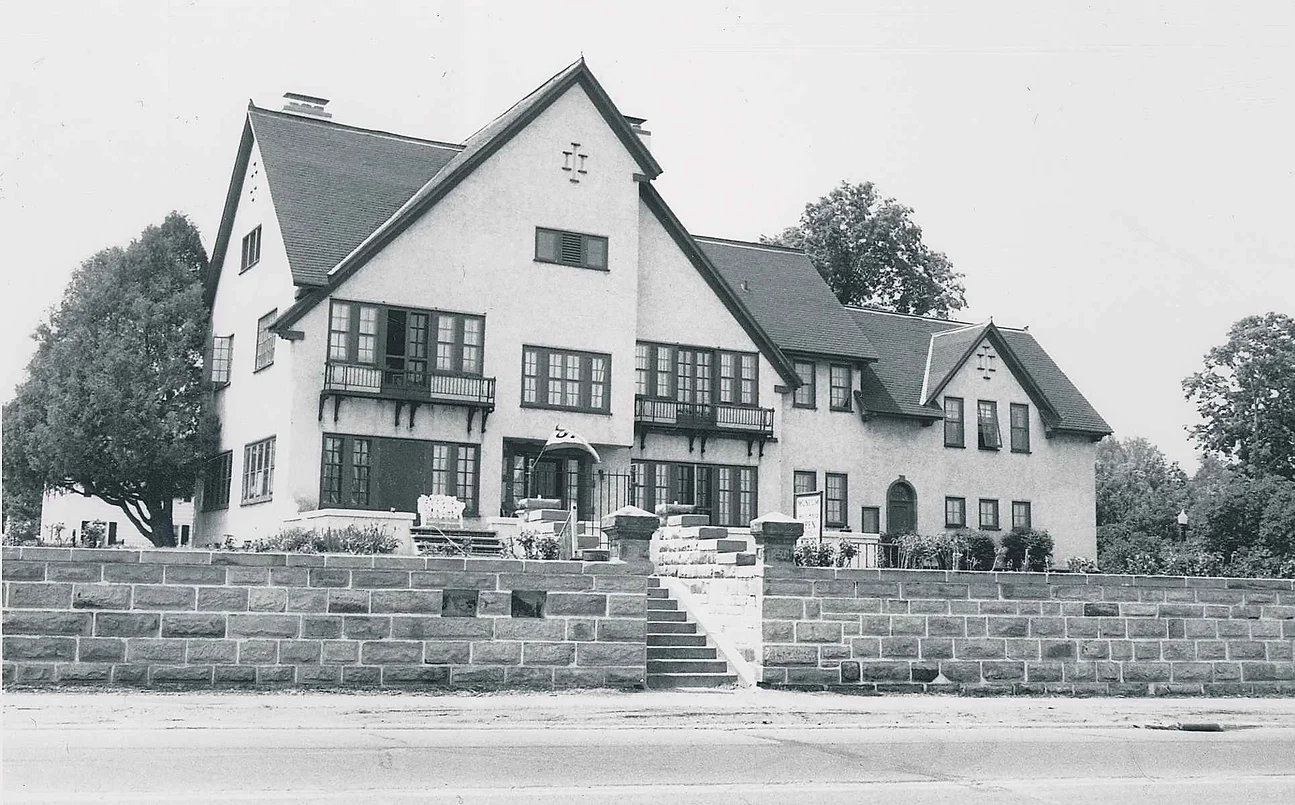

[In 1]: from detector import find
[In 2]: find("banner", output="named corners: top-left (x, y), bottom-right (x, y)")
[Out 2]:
top-left (542, 425), bottom-right (601, 463)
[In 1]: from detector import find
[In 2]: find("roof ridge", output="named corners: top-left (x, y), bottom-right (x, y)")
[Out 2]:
top-left (846, 305), bottom-right (1030, 333)
top-left (462, 56), bottom-right (585, 144)
top-left (929, 322), bottom-right (987, 338)
top-left (693, 235), bottom-right (806, 254)
top-left (248, 104), bottom-right (466, 151)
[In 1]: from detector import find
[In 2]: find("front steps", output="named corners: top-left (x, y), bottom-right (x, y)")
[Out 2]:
top-left (645, 577), bottom-right (737, 689)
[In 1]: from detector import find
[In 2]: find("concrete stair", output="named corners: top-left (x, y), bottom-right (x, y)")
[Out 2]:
top-left (645, 577), bottom-right (737, 689)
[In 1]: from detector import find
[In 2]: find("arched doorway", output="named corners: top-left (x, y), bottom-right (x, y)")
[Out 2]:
top-left (886, 479), bottom-right (916, 536)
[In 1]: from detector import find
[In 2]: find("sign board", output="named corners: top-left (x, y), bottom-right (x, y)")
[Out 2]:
top-left (794, 491), bottom-right (824, 542)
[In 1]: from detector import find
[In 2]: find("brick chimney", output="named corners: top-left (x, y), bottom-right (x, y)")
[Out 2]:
top-left (282, 93), bottom-right (332, 119)
top-left (624, 115), bottom-right (651, 151)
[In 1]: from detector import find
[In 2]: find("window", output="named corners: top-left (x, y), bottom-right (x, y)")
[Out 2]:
top-left (240, 226), bottom-right (261, 271)
top-left (977, 400), bottom-right (1001, 450)
top-left (328, 300), bottom-right (483, 378)
top-left (179, 525), bottom-right (190, 546)
top-left (861, 507), bottom-right (881, 535)
top-left (320, 435), bottom-right (480, 515)
top-left (521, 346), bottom-right (610, 413)
top-left (254, 311), bottom-right (276, 371)
top-left (829, 365), bottom-right (852, 411)
top-left (793, 361), bottom-right (816, 408)
top-left (535, 228), bottom-right (608, 270)
top-left (945, 496), bottom-right (967, 528)
top-left (825, 473), bottom-right (848, 529)
top-left (793, 471), bottom-right (817, 495)
top-left (210, 335), bottom-right (233, 385)
top-left (1010, 403), bottom-right (1031, 453)
top-left (944, 397), bottom-right (964, 447)
top-left (242, 437), bottom-right (276, 504)
top-left (201, 451), bottom-right (232, 511)
top-left (630, 460), bottom-right (756, 527)
top-left (979, 498), bottom-right (1000, 530)
top-left (637, 342), bottom-right (758, 406)
top-left (1012, 501), bottom-right (1032, 531)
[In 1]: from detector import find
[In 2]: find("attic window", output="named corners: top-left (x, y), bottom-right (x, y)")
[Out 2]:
top-left (535, 228), bottom-right (608, 270)
top-left (241, 226), bottom-right (262, 272)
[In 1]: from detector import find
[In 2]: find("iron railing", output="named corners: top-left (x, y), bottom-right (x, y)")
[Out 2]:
top-left (634, 396), bottom-right (774, 438)
top-left (325, 361), bottom-right (495, 407)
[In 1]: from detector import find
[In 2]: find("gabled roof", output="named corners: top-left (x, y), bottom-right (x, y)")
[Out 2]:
top-left (848, 308), bottom-right (1112, 437)
top-left (273, 58), bottom-right (661, 331)
top-left (695, 237), bottom-right (879, 362)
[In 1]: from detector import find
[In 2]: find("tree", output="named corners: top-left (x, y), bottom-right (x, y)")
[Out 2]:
top-left (1095, 436), bottom-right (1190, 539)
top-left (1183, 313), bottom-right (1295, 480)
top-left (764, 181), bottom-right (967, 317)
top-left (6, 213), bottom-right (216, 547)
top-left (2, 399), bottom-right (44, 540)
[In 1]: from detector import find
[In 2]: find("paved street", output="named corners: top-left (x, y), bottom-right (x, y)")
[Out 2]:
top-left (5, 691), bottom-right (1295, 803)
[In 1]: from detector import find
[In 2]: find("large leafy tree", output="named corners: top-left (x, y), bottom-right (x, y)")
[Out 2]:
top-left (764, 181), bottom-right (967, 317)
top-left (1095, 436), bottom-right (1189, 538)
top-left (1183, 312), bottom-right (1295, 480)
top-left (6, 213), bottom-right (216, 547)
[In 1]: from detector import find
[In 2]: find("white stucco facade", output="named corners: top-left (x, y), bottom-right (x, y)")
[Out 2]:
top-left (40, 490), bottom-right (195, 548)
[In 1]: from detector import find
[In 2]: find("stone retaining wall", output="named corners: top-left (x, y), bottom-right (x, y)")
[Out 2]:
top-left (1, 547), bottom-right (647, 689)
top-left (762, 566), bottom-right (1295, 695)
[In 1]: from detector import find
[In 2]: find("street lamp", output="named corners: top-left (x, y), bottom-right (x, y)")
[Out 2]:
top-left (1177, 509), bottom-right (1189, 539)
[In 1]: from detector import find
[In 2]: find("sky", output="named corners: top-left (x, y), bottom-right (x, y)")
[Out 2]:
top-left (2, 0), bottom-right (1292, 471)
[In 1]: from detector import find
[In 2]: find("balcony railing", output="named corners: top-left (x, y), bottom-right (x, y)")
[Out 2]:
top-left (324, 361), bottom-right (495, 408)
top-left (634, 395), bottom-right (774, 438)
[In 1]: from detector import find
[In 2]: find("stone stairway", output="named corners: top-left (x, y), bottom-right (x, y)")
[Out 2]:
top-left (645, 577), bottom-right (737, 688)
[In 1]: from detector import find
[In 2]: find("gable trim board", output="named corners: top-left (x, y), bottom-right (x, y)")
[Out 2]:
top-left (204, 116), bottom-right (255, 308)
top-left (271, 58), bottom-right (659, 333)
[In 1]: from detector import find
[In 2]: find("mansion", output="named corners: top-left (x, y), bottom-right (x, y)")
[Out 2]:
top-left (195, 59), bottom-right (1110, 562)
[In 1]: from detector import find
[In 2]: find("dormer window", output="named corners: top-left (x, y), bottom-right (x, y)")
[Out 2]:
top-left (535, 228), bottom-right (608, 270)
top-left (240, 226), bottom-right (262, 272)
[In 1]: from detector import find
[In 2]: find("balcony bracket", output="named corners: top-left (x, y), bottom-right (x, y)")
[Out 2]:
top-left (637, 427), bottom-right (647, 451)
top-left (699, 434), bottom-right (708, 456)
top-left (467, 407), bottom-right (477, 435)
top-left (409, 402), bottom-right (420, 429)
top-left (686, 433), bottom-right (695, 453)
top-left (318, 394), bottom-right (325, 422)
top-left (394, 400), bottom-right (404, 428)
top-left (332, 394), bottom-right (342, 423)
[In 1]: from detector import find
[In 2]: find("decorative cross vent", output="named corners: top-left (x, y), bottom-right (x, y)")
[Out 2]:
top-left (562, 142), bottom-right (588, 182)
top-left (975, 343), bottom-right (998, 380)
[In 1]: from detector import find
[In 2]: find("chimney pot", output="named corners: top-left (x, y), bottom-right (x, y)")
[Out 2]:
top-left (282, 92), bottom-right (332, 119)
top-left (623, 115), bottom-right (651, 151)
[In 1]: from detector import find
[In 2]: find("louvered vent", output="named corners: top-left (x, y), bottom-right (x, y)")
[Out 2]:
top-left (559, 232), bottom-right (583, 265)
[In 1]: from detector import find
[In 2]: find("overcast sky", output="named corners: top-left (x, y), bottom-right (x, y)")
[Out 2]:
top-left (3, 0), bottom-right (1292, 470)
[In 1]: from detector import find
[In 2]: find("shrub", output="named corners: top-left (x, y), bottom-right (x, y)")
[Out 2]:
top-left (897, 532), bottom-right (968, 569)
top-left (1001, 529), bottom-right (1054, 571)
top-left (219, 524), bottom-right (398, 555)
top-left (795, 541), bottom-right (837, 567)
top-left (512, 529), bottom-right (560, 560)
top-left (1066, 556), bottom-right (1100, 574)
top-left (836, 540), bottom-right (859, 567)
top-left (960, 531), bottom-right (999, 571)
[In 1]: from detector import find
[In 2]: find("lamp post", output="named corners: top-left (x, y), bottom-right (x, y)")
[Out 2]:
top-left (1177, 509), bottom-right (1189, 539)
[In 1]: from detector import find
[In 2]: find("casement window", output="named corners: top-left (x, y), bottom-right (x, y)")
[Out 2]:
top-left (861, 506), bottom-right (881, 535)
top-left (242, 437), bottom-right (276, 505)
top-left (630, 460), bottom-right (756, 528)
top-left (829, 364), bottom-right (853, 411)
top-left (254, 310), bottom-right (277, 371)
top-left (636, 342), bottom-right (759, 407)
top-left (522, 346), bottom-right (610, 413)
top-left (979, 498), bottom-right (1000, 530)
top-left (977, 400), bottom-right (1002, 450)
top-left (793, 471), bottom-right (817, 495)
top-left (535, 228), bottom-right (608, 270)
top-left (209, 335), bottom-right (233, 385)
top-left (201, 451), bottom-right (232, 512)
top-left (328, 300), bottom-right (484, 379)
top-left (944, 397), bottom-right (965, 447)
top-left (321, 434), bottom-right (479, 515)
top-left (240, 226), bottom-right (261, 272)
top-left (793, 360), bottom-right (816, 408)
top-left (825, 473), bottom-right (848, 528)
top-left (945, 496), bottom-right (967, 528)
top-left (1010, 403), bottom-right (1031, 453)
top-left (1012, 500), bottom-right (1032, 531)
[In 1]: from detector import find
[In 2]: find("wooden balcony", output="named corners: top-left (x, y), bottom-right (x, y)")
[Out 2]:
top-left (634, 395), bottom-right (774, 457)
top-left (320, 361), bottom-right (495, 433)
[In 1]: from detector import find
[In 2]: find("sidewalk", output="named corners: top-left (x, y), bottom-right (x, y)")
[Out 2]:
top-left (7, 688), bottom-right (1295, 732)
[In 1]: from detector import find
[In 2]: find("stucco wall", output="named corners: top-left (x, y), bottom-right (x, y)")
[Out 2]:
top-left (40, 492), bottom-right (195, 548)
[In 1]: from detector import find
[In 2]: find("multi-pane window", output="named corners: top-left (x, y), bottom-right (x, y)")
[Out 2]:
top-left (521, 346), bottom-right (611, 413)
top-left (945, 496), bottom-right (967, 528)
top-left (630, 460), bottom-right (756, 527)
top-left (321, 435), bottom-right (479, 514)
top-left (637, 342), bottom-right (758, 407)
top-left (861, 506), bottom-right (881, 535)
top-left (242, 437), bottom-right (276, 504)
top-left (979, 498), bottom-right (1000, 530)
top-left (210, 335), bottom-right (233, 385)
top-left (825, 473), bottom-right (848, 528)
top-left (254, 311), bottom-right (276, 371)
top-left (793, 471), bottom-right (817, 495)
top-left (977, 400), bottom-right (1001, 450)
top-left (1010, 403), bottom-right (1031, 453)
top-left (1012, 500), bottom-right (1032, 531)
top-left (534, 228), bottom-right (609, 270)
top-left (351, 439), bottom-right (371, 506)
top-left (201, 451), bottom-right (232, 512)
top-left (944, 397), bottom-right (965, 447)
top-left (829, 365), bottom-right (852, 411)
top-left (793, 361), bottom-right (816, 408)
top-left (328, 300), bottom-right (483, 379)
top-left (240, 226), bottom-right (261, 271)
top-left (321, 436), bottom-right (344, 506)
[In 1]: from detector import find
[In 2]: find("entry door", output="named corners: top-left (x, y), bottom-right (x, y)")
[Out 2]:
top-left (886, 481), bottom-right (916, 536)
